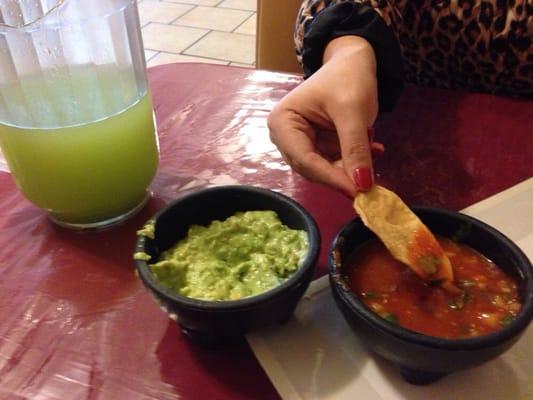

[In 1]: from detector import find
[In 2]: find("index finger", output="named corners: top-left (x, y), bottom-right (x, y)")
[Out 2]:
top-left (334, 116), bottom-right (374, 191)
top-left (269, 109), bottom-right (356, 197)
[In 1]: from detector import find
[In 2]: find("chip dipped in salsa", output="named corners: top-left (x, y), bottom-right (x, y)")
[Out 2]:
top-left (344, 237), bottom-right (522, 338)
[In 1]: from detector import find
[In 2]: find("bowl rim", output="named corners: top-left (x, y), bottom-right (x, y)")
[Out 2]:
top-left (329, 206), bottom-right (533, 350)
top-left (135, 185), bottom-right (321, 311)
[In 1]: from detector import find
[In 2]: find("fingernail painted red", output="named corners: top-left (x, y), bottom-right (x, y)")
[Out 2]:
top-left (354, 167), bottom-right (373, 191)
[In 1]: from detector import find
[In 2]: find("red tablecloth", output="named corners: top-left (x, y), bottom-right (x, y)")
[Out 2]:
top-left (0, 64), bottom-right (531, 399)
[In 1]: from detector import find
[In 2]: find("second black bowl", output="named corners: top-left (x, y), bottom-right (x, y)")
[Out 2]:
top-left (135, 185), bottom-right (320, 345)
top-left (329, 206), bottom-right (533, 384)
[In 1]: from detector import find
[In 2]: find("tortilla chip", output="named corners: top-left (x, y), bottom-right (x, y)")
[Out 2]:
top-left (354, 185), bottom-right (455, 290)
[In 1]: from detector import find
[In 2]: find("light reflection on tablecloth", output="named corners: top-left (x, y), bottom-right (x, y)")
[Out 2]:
top-left (0, 148), bottom-right (7, 172)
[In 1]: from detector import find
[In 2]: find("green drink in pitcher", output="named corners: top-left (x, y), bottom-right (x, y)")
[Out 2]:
top-left (0, 0), bottom-right (159, 229)
top-left (0, 89), bottom-right (158, 227)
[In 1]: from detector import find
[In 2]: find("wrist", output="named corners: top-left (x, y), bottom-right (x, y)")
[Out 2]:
top-left (323, 36), bottom-right (376, 70)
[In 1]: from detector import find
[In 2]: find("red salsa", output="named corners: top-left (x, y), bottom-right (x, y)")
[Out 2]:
top-left (345, 238), bottom-right (522, 338)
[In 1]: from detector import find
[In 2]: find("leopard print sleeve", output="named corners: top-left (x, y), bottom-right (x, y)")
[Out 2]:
top-left (391, 0), bottom-right (532, 98)
top-left (295, 1), bottom-right (532, 99)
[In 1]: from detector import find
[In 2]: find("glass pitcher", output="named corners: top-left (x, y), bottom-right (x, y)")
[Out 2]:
top-left (0, 0), bottom-right (159, 230)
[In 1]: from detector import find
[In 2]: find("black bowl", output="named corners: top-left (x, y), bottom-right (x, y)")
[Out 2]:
top-left (135, 185), bottom-right (320, 345)
top-left (329, 206), bottom-right (533, 385)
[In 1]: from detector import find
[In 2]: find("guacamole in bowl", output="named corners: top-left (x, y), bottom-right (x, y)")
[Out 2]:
top-left (134, 185), bottom-right (320, 345)
top-left (143, 210), bottom-right (308, 301)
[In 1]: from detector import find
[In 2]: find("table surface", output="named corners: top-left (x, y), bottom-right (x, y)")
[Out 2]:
top-left (0, 63), bottom-right (531, 400)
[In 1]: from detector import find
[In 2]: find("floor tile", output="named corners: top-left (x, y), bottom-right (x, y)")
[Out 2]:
top-left (138, 0), bottom-right (257, 66)
top-left (138, 2), bottom-right (194, 25)
top-left (164, 0), bottom-right (222, 6)
top-left (218, 0), bottom-right (256, 11)
top-left (184, 31), bottom-right (255, 64)
top-left (174, 6), bottom-right (252, 32)
top-left (234, 13), bottom-right (255, 35)
top-left (142, 23), bottom-right (208, 53)
top-left (148, 52), bottom-right (229, 67)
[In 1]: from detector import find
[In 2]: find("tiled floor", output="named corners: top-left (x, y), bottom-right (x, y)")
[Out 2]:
top-left (138, 0), bottom-right (256, 68)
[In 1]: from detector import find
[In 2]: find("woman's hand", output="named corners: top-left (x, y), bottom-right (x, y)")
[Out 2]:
top-left (268, 36), bottom-right (381, 197)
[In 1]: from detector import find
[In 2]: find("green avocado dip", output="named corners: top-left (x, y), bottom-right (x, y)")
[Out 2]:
top-left (134, 220), bottom-right (156, 262)
top-left (137, 220), bottom-right (155, 239)
top-left (149, 210), bottom-right (308, 301)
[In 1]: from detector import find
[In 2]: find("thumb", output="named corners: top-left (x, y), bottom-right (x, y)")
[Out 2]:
top-left (335, 119), bottom-right (374, 192)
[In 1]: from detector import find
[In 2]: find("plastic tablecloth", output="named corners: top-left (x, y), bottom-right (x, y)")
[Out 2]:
top-left (0, 64), bottom-right (531, 399)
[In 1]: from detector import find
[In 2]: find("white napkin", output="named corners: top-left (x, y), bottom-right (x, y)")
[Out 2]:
top-left (247, 178), bottom-right (533, 400)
